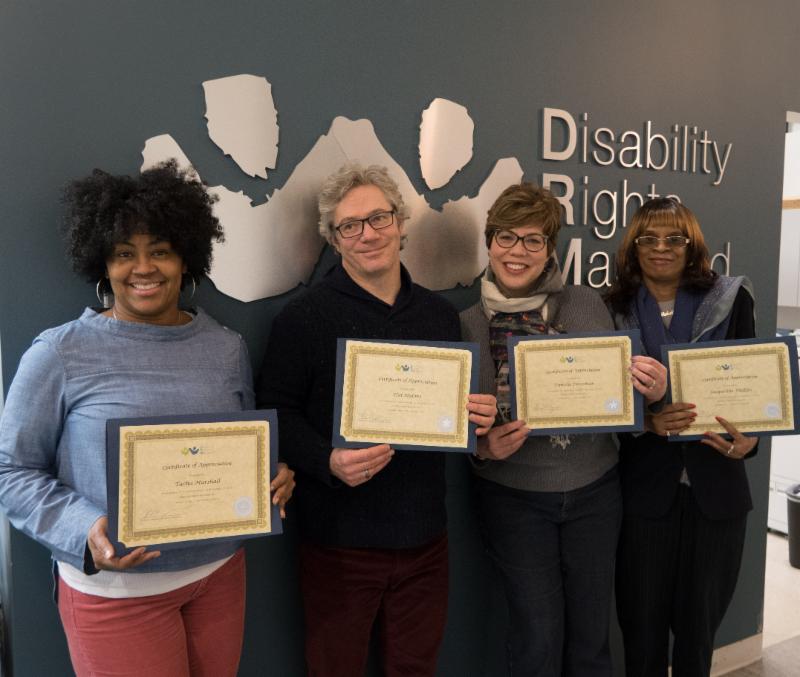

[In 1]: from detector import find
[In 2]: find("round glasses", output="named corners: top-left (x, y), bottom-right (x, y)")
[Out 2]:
top-left (634, 235), bottom-right (690, 249)
top-left (335, 210), bottom-right (396, 239)
top-left (493, 230), bottom-right (548, 253)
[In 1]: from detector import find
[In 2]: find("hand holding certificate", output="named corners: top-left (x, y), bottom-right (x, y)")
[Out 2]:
top-left (333, 339), bottom-right (480, 452)
top-left (509, 331), bottom-right (644, 435)
top-left (663, 337), bottom-right (800, 439)
top-left (106, 410), bottom-right (281, 550)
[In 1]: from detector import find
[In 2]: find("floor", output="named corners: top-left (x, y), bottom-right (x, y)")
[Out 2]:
top-left (725, 532), bottom-right (800, 676)
top-left (725, 636), bottom-right (800, 677)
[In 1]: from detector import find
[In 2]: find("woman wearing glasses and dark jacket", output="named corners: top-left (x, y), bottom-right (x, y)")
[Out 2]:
top-left (606, 197), bottom-right (757, 677)
top-left (460, 184), bottom-right (666, 677)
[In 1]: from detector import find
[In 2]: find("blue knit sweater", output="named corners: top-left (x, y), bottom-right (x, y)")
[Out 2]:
top-left (0, 307), bottom-right (253, 572)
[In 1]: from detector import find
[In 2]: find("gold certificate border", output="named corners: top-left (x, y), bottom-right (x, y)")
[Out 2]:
top-left (514, 336), bottom-right (633, 427)
top-left (340, 341), bottom-right (471, 447)
top-left (669, 343), bottom-right (794, 432)
top-left (119, 424), bottom-right (270, 546)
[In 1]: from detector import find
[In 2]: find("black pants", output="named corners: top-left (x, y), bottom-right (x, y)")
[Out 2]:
top-left (616, 485), bottom-right (747, 677)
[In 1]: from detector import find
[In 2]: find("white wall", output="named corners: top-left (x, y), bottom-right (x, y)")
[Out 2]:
top-left (778, 127), bottom-right (800, 325)
top-left (783, 130), bottom-right (800, 198)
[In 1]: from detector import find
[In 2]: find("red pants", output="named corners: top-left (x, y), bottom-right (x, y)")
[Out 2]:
top-left (299, 534), bottom-right (449, 677)
top-left (57, 549), bottom-right (245, 677)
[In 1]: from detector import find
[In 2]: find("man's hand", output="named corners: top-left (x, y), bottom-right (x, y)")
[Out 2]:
top-left (330, 444), bottom-right (394, 487)
top-left (87, 516), bottom-right (160, 571)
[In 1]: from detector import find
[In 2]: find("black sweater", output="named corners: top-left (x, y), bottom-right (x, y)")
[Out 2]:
top-left (256, 264), bottom-right (460, 548)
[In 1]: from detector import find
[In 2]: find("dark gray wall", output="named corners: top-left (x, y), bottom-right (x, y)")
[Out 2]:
top-left (2, 1), bottom-right (799, 674)
top-left (0, 338), bottom-right (6, 677)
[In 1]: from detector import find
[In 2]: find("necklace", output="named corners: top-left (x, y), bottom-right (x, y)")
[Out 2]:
top-left (660, 309), bottom-right (674, 318)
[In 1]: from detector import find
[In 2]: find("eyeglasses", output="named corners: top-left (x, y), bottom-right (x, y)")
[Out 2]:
top-left (493, 230), bottom-right (548, 253)
top-left (335, 210), bottom-right (396, 239)
top-left (634, 235), bottom-right (690, 249)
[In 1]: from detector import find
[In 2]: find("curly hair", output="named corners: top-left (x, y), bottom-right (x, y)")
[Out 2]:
top-left (485, 183), bottom-right (562, 253)
top-left (317, 162), bottom-right (409, 247)
top-left (62, 160), bottom-right (224, 285)
top-left (605, 197), bottom-right (715, 314)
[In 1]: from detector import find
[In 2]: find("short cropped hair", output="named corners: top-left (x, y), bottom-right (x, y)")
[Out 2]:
top-left (605, 197), bottom-right (715, 314)
top-left (318, 163), bottom-right (409, 246)
top-left (485, 183), bottom-right (562, 254)
top-left (62, 159), bottom-right (224, 284)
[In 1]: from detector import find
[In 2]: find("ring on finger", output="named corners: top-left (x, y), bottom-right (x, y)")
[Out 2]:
top-left (665, 429), bottom-right (671, 437)
top-left (727, 444), bottom-right (735, 456)
top-left (648, 378), bottom-right (656, 389)
top-left (364, 468), bottom-right (371, 480)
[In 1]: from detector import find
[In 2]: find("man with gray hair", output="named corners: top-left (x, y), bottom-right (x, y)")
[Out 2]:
top-left (257, 163), bottom-right (495, 676)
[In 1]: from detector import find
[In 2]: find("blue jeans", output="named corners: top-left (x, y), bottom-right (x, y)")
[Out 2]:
top-left (475, 468), bottom-right (622, 677)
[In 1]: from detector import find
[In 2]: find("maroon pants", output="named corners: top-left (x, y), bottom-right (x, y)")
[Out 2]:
top-left (57, 549), bottom-right (245, 677)
top-left (300, 534), bottom-right (449, 677)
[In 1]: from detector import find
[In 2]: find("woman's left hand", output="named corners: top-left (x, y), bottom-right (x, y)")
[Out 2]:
top-left (271, 462), bottom-right (295, 519)
top-left (701, 416), bottom-right (757, 460)
top-left (630, 355), bottom-right (667, 403)
top-left (467, 394), bottom-right (498, 435)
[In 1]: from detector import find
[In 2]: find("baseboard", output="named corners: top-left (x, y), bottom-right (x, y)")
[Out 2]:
top-left (710, 633), bottom-right (763, 675)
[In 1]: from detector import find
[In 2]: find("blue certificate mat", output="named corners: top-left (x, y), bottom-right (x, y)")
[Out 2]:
top-left (106, 409), bottom-right (281, 552)
top-left (509, 330), bottom-right (644, 435)
top-left (663, 336), bottom-right (800, 440)
top-left (332, 338), bottom-right (480, 453)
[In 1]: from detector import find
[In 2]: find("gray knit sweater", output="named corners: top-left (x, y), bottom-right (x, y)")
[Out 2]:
top-left (460, 285), bottom-right (619, 492)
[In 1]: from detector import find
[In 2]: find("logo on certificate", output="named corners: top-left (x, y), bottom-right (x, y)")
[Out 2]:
top-left (765, 403), bottom-right (781, 418)
top-left (234, 497), bottom-right (253, 517)
top-left (437, 415), bottom-right (455, 432)
top-left (559, 355), bottom-right (576, 364)
top-left (181, 446), bottom-right (201, 456)
top-left (604, 399), bottom-right (620, 412)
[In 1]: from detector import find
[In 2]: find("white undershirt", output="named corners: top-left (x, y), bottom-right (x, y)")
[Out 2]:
top-left (57, 555), bottom-right (232, 599)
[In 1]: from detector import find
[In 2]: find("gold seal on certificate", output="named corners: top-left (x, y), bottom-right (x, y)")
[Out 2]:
top-left (334, 339), bottom-right (477, 451)
top-left (511, 333), bottom-right (641, 433)
top-left (112, 416), bottom-right (274, 547)
top-left (666, 339), bottom-right (798, 437)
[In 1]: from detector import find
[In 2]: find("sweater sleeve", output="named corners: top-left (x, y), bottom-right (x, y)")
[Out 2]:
top-left (726, 286), bottom-right (756, 341)
top-left (726, 286), bottom-right (759, 458)
top-left (0, 339), bottom-right (105, 569)
top-left (557, 286), bottom-right (615, 332)
top-left (237, 336), bottom-right (256, 410)
top-left (256, 302), bottom-right (336, 485)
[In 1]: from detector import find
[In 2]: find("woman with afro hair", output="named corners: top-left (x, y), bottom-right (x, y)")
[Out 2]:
top-left (0, 160), bottom-right (294, 677)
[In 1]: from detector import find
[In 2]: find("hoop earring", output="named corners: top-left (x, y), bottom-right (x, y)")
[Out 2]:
top-left (182, 275), bottom-right (197, 303)
top-left (96, 279), bottom-right (112, 308)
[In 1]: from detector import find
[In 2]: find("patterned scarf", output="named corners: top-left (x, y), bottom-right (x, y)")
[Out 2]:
top-left (481, 256), bottom-right (564, 423)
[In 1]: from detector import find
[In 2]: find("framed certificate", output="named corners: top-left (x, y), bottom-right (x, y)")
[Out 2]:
top-left (663, 336), bottom-right (800, 440)
top-left (106, 410), bottom-right (281, 551)
top-left (509, 331), bottom-right (644, 435)
top-left (332, 339), bottom-right (479, 452)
